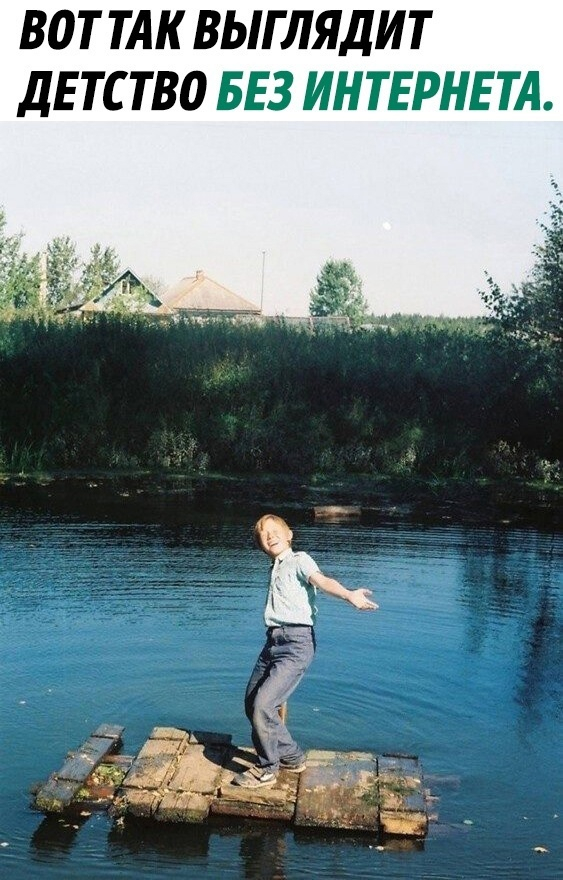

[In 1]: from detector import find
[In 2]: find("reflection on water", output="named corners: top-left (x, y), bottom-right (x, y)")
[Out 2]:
top-left (516, 576), bottom-right (561, 725)
top-left (108, 819), bottom-right (212, 865)
top-left (1, 501), bottom-right (561, 879)
top-left (459, 529), bottom-right (561, 729)
top-left (30, 814), bottom-right (91, 862)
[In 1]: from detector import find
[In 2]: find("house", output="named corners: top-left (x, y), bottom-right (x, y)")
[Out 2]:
top-left (60, 267), bottom-right (260, 321)
top-left (76, 268), bottom-right (171, 317)
top-left (59, 267), bottom-right (348, 331)
top-left (159, 269), bottom-right (261, 318)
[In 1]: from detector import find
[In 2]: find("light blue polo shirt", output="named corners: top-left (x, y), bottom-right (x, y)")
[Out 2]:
top-left (264, 548), bottom-right (320, 627)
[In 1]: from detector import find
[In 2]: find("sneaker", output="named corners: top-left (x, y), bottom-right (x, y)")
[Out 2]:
top-left (279, 759), bottom-right (307, 773)
top-left (232, 767), bottom-right (277, 788)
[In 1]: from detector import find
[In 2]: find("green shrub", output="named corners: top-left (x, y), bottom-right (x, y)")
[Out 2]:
top-left (0, 314), bottom-right (559, 480)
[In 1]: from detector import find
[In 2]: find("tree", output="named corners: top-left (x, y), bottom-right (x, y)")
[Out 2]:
top-left (309, 258), bottom-right (369, 324)
top-left (80, 243), bottom-right (121, 300)
top-left (46, 235), bottom-right (79, 307)
top-left (141, 274), bottom-right (167, 297)
top-left (0, 206), bottom-right (40, 310)
top-left (9, 252), bottom-right (41, 309)
top-left (480, 177), bottom-right (563, 345)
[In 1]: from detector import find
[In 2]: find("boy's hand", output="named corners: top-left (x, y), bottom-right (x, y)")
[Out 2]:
top-left (310, 572), bottom-right (379, 610)
top-left (348, 588), bottom-right (378, 611)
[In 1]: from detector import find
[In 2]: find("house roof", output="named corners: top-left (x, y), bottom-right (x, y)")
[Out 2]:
top-left (161, 270), bottom-right (261, 314)
top-left (79, 267), bottom-right (173, 315)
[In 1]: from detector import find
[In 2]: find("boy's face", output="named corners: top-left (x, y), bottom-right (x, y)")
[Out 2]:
top-left (257, 517), bottom-right (293, 558)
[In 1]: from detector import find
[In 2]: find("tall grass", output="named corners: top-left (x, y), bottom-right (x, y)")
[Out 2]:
top-left (0, 314), bottom-right (559, 479)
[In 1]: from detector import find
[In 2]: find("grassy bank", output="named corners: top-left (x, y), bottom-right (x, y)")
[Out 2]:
top-left (0, 314), bottom-right (560, 482)
top-left (0, 469), bottom-right (560, 530)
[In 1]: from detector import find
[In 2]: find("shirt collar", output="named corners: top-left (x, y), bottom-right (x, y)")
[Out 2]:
top-left (271, 547), bottom-right (293, 566)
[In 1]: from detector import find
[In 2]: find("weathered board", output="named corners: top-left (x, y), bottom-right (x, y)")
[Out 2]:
top-left (294, 750), bottom-right (379, 831)
top-left (123, 737), bottom-right (186, 790)
top-left (34, 724), bottom-right (124, 813)
top-left (149, 726), bottom-right (188, 741)
top-left (117, 787), bottom-right (161, 819)
top-left (313, 506), bottom-right (362, 520)
top-left (215, 747), bottom-right (299, 821)
top-left (169, 744), bottom-right (226, 794)
top-left (378, 754), bottom-right (428, 837)
top-left (57, 736), bottom-right (121, 782)
top-left (156, 791), bottom-right (215, 823)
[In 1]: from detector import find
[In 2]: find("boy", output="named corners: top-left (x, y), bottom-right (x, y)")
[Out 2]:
top-left (233, 513), bottom-right (378, 788)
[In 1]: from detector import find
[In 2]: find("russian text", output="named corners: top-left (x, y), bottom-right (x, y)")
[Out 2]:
top-left (217, 70), bottom-right (293, 111)
top-left (193, 8), bottom-right (433, 53)
top-left (302, 69), bottom-right (549, 112)
top-left (17, 69), bottom-right (207, 116)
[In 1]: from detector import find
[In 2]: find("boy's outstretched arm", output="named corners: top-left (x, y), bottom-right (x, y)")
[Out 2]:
top-left (309, 572), bottom-right (379, 611)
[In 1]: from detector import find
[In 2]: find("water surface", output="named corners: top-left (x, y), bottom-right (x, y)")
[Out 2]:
top-left (1, 500), bottom-right (561, 879)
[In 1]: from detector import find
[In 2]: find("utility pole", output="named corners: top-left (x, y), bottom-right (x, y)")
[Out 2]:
top-left (39, 252), bottom-right (48, 308)
top-left (260, 250), bottom-right (266, 313)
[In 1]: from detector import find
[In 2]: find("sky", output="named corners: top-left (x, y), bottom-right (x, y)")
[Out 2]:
top-left (1, 121), bottom-right (562, 316)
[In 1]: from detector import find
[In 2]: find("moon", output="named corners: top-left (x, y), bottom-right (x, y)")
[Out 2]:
top-left (382, 221), bottom-right (392, 231)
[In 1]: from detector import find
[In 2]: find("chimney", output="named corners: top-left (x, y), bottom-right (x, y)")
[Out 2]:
top-left (195, 269), bottom-right (204, 281)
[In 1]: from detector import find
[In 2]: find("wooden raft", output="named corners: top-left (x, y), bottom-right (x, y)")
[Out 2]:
top-left (33, 724), bottom-right (428, 837)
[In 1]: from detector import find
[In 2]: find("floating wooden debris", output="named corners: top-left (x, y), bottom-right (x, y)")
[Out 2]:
top-left (313, 505), bottom-right (362, 521)
top-left (34, 724), bottom-right (124, 813)
top-left (33, 724), bottom-right (429, 839)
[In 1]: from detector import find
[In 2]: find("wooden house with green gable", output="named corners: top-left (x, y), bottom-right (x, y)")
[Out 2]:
top-left (77, 268), bottom-right (172, 317)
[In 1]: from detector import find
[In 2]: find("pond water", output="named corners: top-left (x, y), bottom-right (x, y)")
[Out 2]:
top-left (0, 498), bottom-right (561, 879)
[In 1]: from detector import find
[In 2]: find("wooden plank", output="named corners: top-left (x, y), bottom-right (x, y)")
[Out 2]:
top-left (91, 724), bottom-right (125, 740)
top-left (168, 744), bottom-right (228, 795)
top-left (379, 753), bottom-right (421, 777)
top-left (305, 749), bottom-right (371, 764)
top-left (294, 750), bottom-right (378, 832)
top-left (122, 735), bottom-right (187, 790)
top-left (213, 746), bottom-right (298, 821)
top-left (211, 794), bottom-right (296, 822)
top-left (378, 754), bottom-right (428, 837)
top-left (102, 754), bottom-right (134, 768)
top-left (156, 792), bottom-right (213, 823)
top-left (150, 726), bottom-right (188, 741)
top-left (34, 778), bottom-right (79, 813)
top-left (378, 754), bottom-right (423, 806)
top-left (219, 745), bottom-right (255, 773)
top-left (116, 788), bottom-right (162, 819)
top-left (313, 506), bottom-right (361, 520)
top-left (214, 774), bottom-right (298, 821)
top-left (57, 736), bottom-right (121, 782)
top-left (34, 724), bottom-right (125, 813)
top-left (379, 809), bottom-right (427, 837)
top-left (218, 776), bottom-right (297, 807)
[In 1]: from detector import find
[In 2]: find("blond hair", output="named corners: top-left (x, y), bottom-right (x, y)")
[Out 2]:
top-left (253, 514), bottom-right (292, 549)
